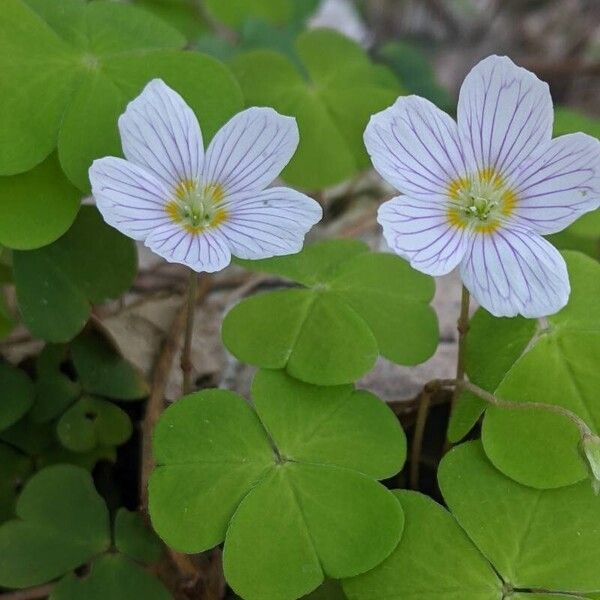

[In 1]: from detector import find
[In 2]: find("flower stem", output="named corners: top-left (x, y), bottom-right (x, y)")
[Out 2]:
top-left (446, 285), bottom-right (470, 442)
top-left (181, 270), bottom-right (198, 395)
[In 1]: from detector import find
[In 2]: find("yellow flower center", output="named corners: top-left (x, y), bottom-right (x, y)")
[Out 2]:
top-left (166, 180), bottom-right (228, 234)
top-left (447, 168), bottom-right (516, 234)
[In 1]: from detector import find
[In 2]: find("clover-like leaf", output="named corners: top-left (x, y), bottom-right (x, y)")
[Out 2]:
top-left (114, 508), bottom-right (163, 565)
top-left (1, 0), bottom-right (242, 194)
top-left (481, 251), bottom-right (600, 488)
top-left (0, 154), bottom-right (81, 250)
top-left (223, 240), bottom-right (437, 385)
top-left (149, 370), bottom-right (406, 600)
top-left (49, 554), bottom-right (171, 600)
top-left (0, 465), bottom-right (110, 588)
top-left (229, 29), bottom-right (401, 189)
top-left (205, 0), bottom-right (292, 28)
top-left (13, 207), bottom-right (137, 342)
top-left (71, 328), bottom-right (149, 400)
top-left (344, 442), bottom-right (600, 600)
top-left (0, 362), bottom-right (34, 432)
top-left (135, 0), bottom-right (207, 40)
top-left (56, 396), bottom-right (132, 454)
top-left (31, 371), bottom-right (80, 424)
top-left (0, 443), bottom-right (33, 523)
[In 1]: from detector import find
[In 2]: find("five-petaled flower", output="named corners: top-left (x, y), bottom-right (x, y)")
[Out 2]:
top-left (89, 79), bottom-right (322, 273)
top-left (365, 55), bottom-right (600, 318)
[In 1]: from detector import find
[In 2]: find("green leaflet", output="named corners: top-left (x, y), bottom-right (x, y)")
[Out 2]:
top-left (223, 240), bottom-right (437, 385)
top-left (149, 370), bottom-right (406, 600)
top-left (481, 252), bottom-right (600, 488)
top-left (344, 442), bottom-right (600, 599)
top-left (230, 29), bottom-right (401, 189)
top-left (0, 465), bottom-right (110, 588)
top-left (13, 207), bottom-right (137, 343)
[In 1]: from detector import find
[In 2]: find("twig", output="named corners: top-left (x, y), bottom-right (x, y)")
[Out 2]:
top-left (0, 583), bottom-right (54, 600)
top-left (181, 271), bottom-right (199, 395)
top-left (409, 382), bottom-right (436, 489)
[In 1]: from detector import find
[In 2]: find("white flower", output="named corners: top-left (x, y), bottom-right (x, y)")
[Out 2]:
top-left (365, 55), bottom-right (600, 318)
top-left (89, 79), bottom-right (322, 273)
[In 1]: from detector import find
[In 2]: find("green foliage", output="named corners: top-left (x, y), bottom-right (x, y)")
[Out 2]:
top-left (114, 508), bottom-right (164, 564)
top-left (230, 29), bottom-right (401, 189)
top-left (50, 554), bottom-right (171, 600)
top-left (0, 465), bottom-right (110, 588)
top-left (0, 154), bottom-right (81, 250)
top-left (0, 0), bottom-right (243, 193)
top-left (134, 0), bottom-right (207, 40)
top-left (482, 252), bottom-right (600, 488)
top-left (205, 0), bottom-right (292, 28)
top-left (344, 442), bottom-right (600, 599)
top-left (223, 240), bottom-right (437, 385)
top-left (0, 362), bottom-right (34, 431)
top-left (71, 328), bottom-right (149, 400)
top-left (0, 464), bottom-right (169, 596)
top-left (149, 370), bottom-right (406, 600)
top-left (56, 396), bottom-right (131, 453)
top-left (13, 207), bottom-right (137, 343)
top-left (376, 41), bottom-right (452, 111)
top-left (0, 443), bottom-right (33, 523)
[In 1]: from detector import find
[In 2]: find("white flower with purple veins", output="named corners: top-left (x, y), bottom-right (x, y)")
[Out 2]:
top-left (89, 80), bottom-right (322, 272)
top-left (365, 55), bottom-right (600, 318)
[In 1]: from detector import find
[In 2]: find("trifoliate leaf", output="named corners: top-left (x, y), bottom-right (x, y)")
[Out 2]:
top-left (49, 554), bottom-right (171, 600)
top-left (343, 490), bottom-right (500, 600)
top-left (114, 508), bottom-right (163, 564)
top-left (13, 207), bottom-right (137, 342)
top-left (230, 29), bottom-right (401, 189)
top-left (0, 443), bottom-right (33, 523)
top-left (1, 0), bottom-right (243, 193)
top-left (0, 465), bottom-right (110, 588)
top-left (0, 154), bottom-right (81, 250)
top-left (71, 328), bottom-right (149, 400)
top-left (223, 240), bottom-right (437, 385)
top-left (345, 442), bottom-right (600, 599)
top-left (0, 362), bottom-right (34, 432)
top-left (439, 442), bottom-right (600, 594)
top-left (56, 396), bottom-right (132, 453)
top-left (149, 370), bottom-right (405, 600)
top-left (482, 252), bottom-right (600, 488)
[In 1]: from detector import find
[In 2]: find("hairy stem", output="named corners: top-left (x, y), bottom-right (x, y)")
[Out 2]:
top-left (181, 270), bottom-right (199, 396)
top-left (460, 379), bottom-right (593, 438)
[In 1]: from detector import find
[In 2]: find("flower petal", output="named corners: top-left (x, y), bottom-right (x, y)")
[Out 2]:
top-left (89, 156), bottom-right (171, 241)
top-left (364, 96), bottom-right (468, 200)
top-left (460, 226), bottom-right (569, 318)
top-left (509, 132), bottom-right (600, 234)
top-left (118, 79), bottom-right (204, 190)
top-left (203, 107), bottom-right (298, 195)
top-left (145, 226), bottom-right (231, 273)
top-left (218, 187), bottom-right (322, 260)
top-left (378, 196), bottom-right (470, 276)
top-left (457, 55), bottom-right (553, 177)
